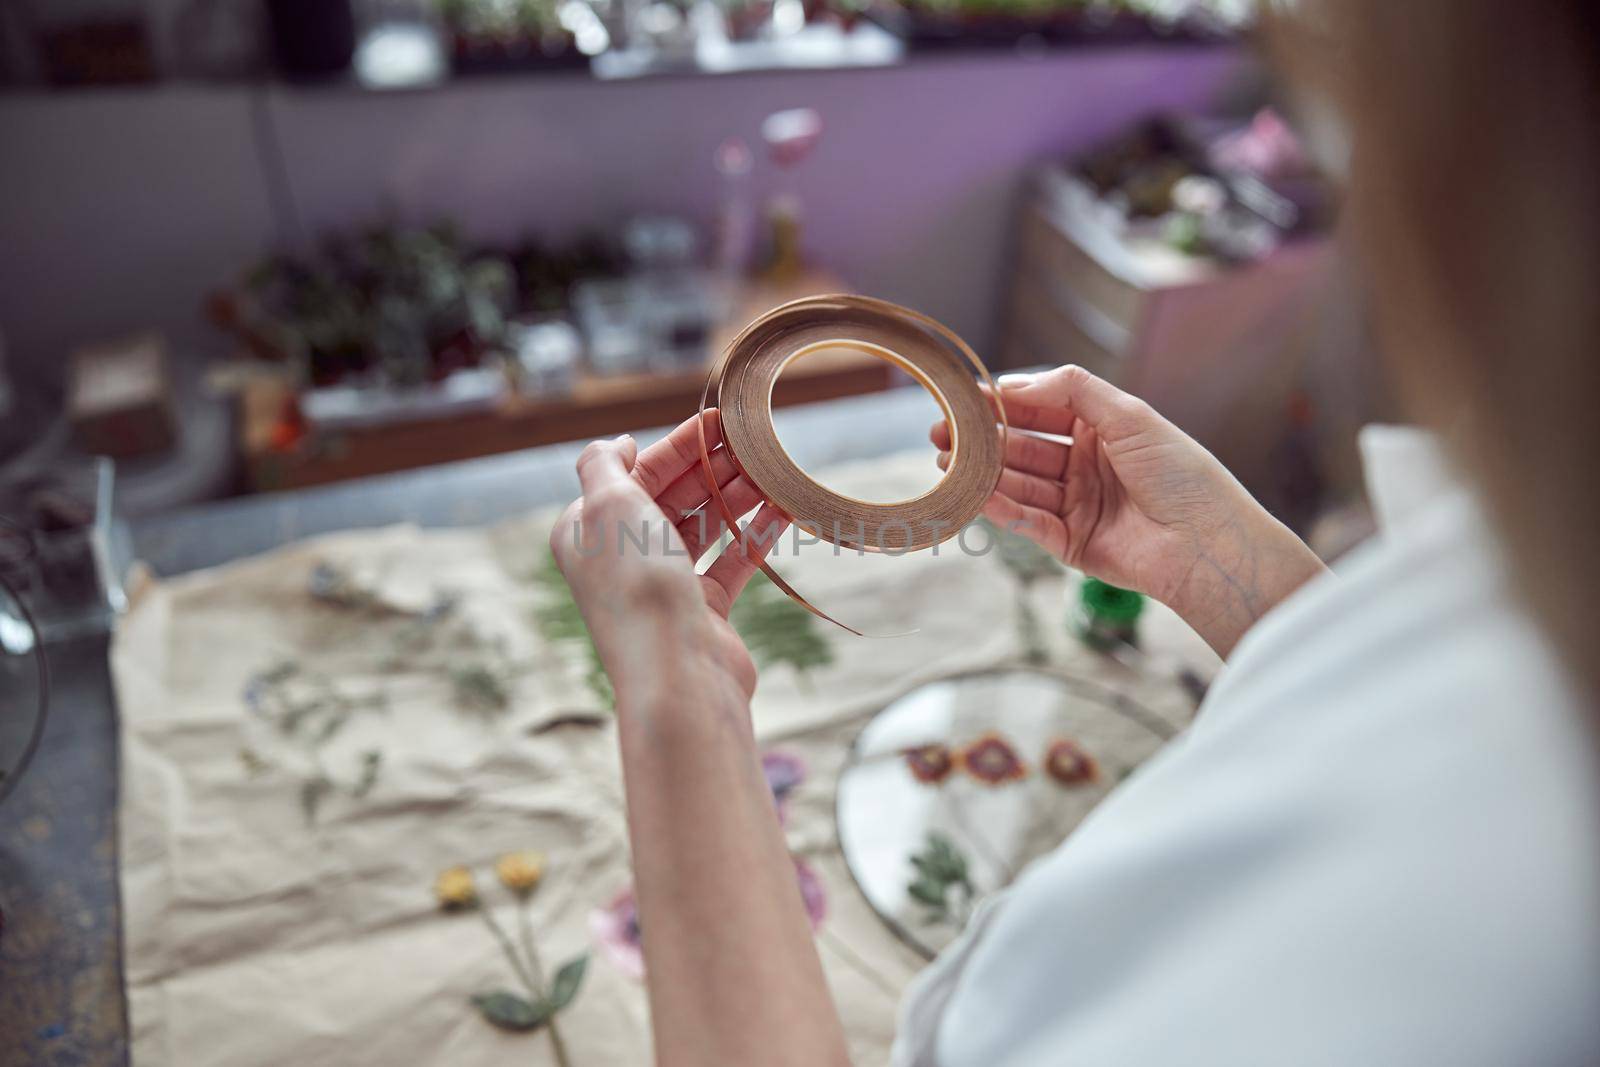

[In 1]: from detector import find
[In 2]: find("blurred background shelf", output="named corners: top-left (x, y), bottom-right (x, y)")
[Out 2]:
top-left (239, 271), bottom-right (895, 491)
top-left (0, 0), bottom-right (1242, 95)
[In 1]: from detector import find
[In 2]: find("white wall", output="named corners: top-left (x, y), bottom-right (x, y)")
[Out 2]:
top-left (0, 47), bottom-right (1246, 383)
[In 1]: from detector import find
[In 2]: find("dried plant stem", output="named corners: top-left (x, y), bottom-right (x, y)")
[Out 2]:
top-left (478, 905), bottom-right (539, 997)
top-left (517, 899), bottom-right (573, 1067)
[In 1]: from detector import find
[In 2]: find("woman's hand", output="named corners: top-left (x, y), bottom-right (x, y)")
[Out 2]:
top-left (549, 410), bottom-right (786, 710)
top-left (551, 412), bottom-right (850, 1067)
top-left (934, 365), bottom-right (1325, 657)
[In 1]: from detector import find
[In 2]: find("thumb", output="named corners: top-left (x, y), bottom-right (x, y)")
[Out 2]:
top-left (575, 434), bottom-right (639, 498)
top-left (997, 365), bottom-right (1150, 438)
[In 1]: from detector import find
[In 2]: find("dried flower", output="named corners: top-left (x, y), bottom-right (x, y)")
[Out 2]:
top-left (435, 865), bottom-right (478, 910)
top-left (589, 887), bottom-right (645, 981)
top-left (495, 850), bottom-right (546, 895)
top-left (903, 743), bottom-right (955, 785)
top-left (1043, 738), bottom-right (1099, 786)
top-left (907, 830), bottom-right (974, 927)
top-left (761, 750), bottom-right (807, 801)
top-left (959, 733), bottom-right (1027, 785)
top-left (793, 857), bottom-right (827, 930)
top-left (761, 750), bottom-right (808, 826)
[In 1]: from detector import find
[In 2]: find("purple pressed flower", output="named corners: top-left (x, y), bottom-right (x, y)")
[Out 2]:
top-left (793, 857), bottom-right (827, 929)
top-left (761, 750), bottom-right (807, 804)
top-left (589, 886), bottom-right (645, 980)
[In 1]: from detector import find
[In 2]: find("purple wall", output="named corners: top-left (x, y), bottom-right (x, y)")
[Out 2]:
top-left (0, 48), bottom-right (1246, 380)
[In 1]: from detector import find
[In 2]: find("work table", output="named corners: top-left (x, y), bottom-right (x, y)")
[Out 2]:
top-left (0, 385), bottom-right (941, 1064)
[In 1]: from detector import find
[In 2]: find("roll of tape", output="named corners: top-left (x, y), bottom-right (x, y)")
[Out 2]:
top-left (699, 294), bottom-right (1007, 635)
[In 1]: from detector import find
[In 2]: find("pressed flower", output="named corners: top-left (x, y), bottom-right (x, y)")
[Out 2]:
top-left (589, 887), bottom-right (645, 980)
top-left (959, 733), bottom-right (1027, 785)
top-left (1043, 738), bottom-right (1099, 786)
top-left (903, 743), bottom-right (955, 784)
top-left (793, 857), bottom-right (827, 929)
top-left (761, 750), bottom-right (807, 803)
top-left (434, 865), bottom-right (478, 910)
top-left (495, 850), bottom-right (546, 895)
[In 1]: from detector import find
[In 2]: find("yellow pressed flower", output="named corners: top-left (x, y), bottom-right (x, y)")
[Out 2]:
top-left (434, 865), bottom-right (478, 910)
top-left (495, 850), bottom-right (546, 895)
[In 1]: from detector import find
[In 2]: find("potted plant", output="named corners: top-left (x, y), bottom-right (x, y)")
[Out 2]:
top-left (211, 223), bottom-right (517, 429)
top-left (438, 0), bottom-right (590, 74)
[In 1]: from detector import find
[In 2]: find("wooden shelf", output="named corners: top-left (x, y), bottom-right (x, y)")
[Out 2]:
top-left (243, 274), bottom-right (894, 492)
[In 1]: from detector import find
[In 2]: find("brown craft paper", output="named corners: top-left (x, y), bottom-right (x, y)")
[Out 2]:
top-left (699, 295), bottom-right (1007, 635)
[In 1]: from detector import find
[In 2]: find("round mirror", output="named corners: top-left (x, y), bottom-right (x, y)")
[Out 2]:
top-left (836, 667), bottom-right (1174, 958)
top-left (0, 575), bottom-right (48, 808)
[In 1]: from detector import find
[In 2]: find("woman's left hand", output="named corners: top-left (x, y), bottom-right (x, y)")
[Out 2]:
top-left (550, 416), bottom-right (850, 1067)
top-left (549, 409), bottom-right (787, 713)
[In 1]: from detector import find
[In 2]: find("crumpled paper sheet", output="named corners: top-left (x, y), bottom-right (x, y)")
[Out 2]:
top-left (113, 452), bottom-right (1212, 1066)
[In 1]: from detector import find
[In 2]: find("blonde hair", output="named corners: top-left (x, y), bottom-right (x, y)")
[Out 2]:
top-left (1274, 1), bottom-right (1600, 700)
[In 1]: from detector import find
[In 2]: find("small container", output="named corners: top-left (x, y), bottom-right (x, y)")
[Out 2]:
top-left (1075, 577), bottom-right (1144, 651)
top-left (571, 278), bottom-right (650, 376)
top-left (511, 320), bottom-right (581, 397)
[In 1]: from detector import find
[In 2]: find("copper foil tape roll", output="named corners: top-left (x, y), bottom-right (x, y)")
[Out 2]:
top-left (698, 294), bottom-right (1008, 636)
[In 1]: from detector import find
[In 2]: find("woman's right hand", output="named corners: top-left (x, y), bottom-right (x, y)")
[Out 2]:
top-left (933, 364), bottom-right (1325, 658)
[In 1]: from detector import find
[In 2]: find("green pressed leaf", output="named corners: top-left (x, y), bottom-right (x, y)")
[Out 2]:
top-left (547, 954), bottom-right (589, 1011)
top-left (351, 750), bottom-right (382, 798)
top-left (260, 660), bottom-right (300, 685)
top-left (530, 549), bottom-right (612, 707)
top-left (908, 830), bottom-right (973, 918)
top-left (300, 776), bottom-right (332, 825)
top-left (315, 710), bottom-right (350, 744)
top-left (471, 990), bottom-right (552, 1032)
top-left (923, 832), bottom-right (968, 879)
top-left (728, 572), bottom-right (835, 677)
top-left (450, 663), bottom-right (510, 714)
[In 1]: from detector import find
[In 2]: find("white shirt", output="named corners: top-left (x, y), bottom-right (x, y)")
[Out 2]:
top-left (893, 427), bottom-right (1600, 1066)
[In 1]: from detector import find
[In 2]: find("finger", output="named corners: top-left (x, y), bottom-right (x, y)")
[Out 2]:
top-left (931, 419), bottom-right (1071, 480)
top-left (630, 410), bottom-right (723, 499)
top-left (930, 378), bottom-right (1018, 444)
top-left (1067, 417), bottom-right (1101, 490)
top-left (998, 430), bottom-right (1072, 479)
top-left (678, 474), bottom-right (764, 561)
top-left (655, 444), bottom-right (739, 522)
top-left (935, 450), bottom-right (1067, 512)
top-left (576, 435), bottom-right (640, 501)
top-left (996, 468), bottom-right (1066, 513)
top-left (981, 387), bottom-right (1077, 437)
top-left (996, 366), bottom-right (1150, 437)
top-left (982, 492), bottom-right (1068, 561)
top-left (700, 504), bottom-right (788, 617)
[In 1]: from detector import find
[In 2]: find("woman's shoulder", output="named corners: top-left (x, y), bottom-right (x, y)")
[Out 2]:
top-left (916, 475), bottom-right (1600, 1067)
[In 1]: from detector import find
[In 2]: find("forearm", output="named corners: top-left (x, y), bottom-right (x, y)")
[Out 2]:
top-left (612, 647), bottom-right (849, 1067)
top-left (1166, 509), bottom-right (1328, 660)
